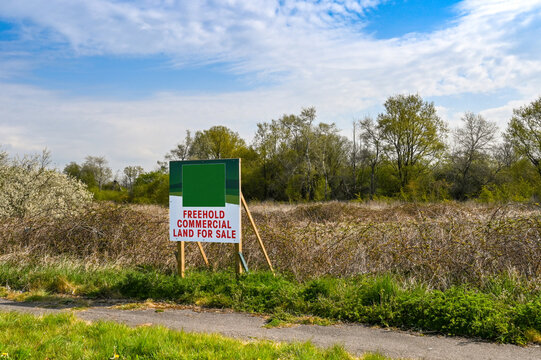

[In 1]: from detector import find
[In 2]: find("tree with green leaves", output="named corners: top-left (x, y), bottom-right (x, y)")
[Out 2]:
top-left (377, 94), bottom-right (447, 191)
top-left (190, 126), bottom-right (247, 160)
top-left (506, 96), bottom-right (541, 177)
top-left (254, 111), bottom-right (315, 201)
top-left (132, 171), bottom-right (169, 206)
top-left (267, 108), bottom-right (326, 201)
top-left (63, 161), bottom-right (82, 180)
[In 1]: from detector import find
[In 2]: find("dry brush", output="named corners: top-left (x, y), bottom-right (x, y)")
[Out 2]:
top-left (1, 201), bottom-right (540, 288)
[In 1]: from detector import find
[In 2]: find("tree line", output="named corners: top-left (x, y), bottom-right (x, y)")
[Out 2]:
top-left (63, 94), bottom-right (541, 205)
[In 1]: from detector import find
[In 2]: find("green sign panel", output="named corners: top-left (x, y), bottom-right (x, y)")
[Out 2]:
top-left (182, 163), bottom-right (226, 207)
top-left (169, 159), bottom-right (241, 243)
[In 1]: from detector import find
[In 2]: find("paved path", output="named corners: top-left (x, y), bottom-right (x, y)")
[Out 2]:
top-left (1, 298), bottom-right (539, 360)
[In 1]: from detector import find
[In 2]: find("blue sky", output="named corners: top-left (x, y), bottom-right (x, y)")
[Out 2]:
top-left (15, 56), bottom-right (254, 98)
top-left (1, 1), bottom-right (463, 98)
top-left (363, 0), bottom-right (462, 38)
top-left (1, 0), bottom-right (541, 171)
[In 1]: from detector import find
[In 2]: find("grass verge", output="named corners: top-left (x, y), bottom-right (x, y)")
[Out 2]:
top-left (0, 312), bottom-right (389, 360)
top-left (0, 262), bottom-right (540, 345)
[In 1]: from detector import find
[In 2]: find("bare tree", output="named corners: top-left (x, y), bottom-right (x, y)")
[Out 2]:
top-left (299, 107), bottom-right (317, 200)
top-left (359, 116), bottom-right (383, 200)
top-left (122, 165), bottom-right (144, 191)
top-left (493, 138), bottom-right (517, 171)
top-left (451, 112), bottom-right (497, 198)
top-left (158, 131), bottom-right (194, 171)
top-left (83, 156), bottom-right (112, 190)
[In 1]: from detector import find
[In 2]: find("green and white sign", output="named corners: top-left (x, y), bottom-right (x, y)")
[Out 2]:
top-left (169, 159), bottom-right (241, 243)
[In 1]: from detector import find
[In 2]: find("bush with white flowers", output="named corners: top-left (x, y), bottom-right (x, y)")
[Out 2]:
top-left (0, 150), bottom-right (92, 219)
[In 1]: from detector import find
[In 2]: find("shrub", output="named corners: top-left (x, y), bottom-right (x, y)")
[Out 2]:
top-left (0, 150), bottom-right (92, 219)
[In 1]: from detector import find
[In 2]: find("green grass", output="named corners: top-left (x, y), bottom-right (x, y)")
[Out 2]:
top-left (264, 311), bottom-right (337, 328)
top-left (0, 262), bottom-right (540, 345)
top-left (0, 312), bottom-right (376, 360)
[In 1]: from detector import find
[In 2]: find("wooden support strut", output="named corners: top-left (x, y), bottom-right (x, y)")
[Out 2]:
top-left (197, 241), bottom-right (210, 267)
top-left (235, 241), bottom-right (243, 275)
top-left (241, 194), bottom-right (275, 275)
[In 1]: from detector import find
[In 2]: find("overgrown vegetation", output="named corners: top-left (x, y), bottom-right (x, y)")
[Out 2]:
top-left (0, 312), bottom-right (377, 360)
top-left (1, 264), bottom-right (540, 345)
top-left (2, 201), bottom-right (540, 287)
top-left (1, 143), bottom-right (541, 346)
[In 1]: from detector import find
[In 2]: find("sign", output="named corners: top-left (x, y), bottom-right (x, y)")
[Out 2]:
top-left (169, 159), bottom-right (240, 243)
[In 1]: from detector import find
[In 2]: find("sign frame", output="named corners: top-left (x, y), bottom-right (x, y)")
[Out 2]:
top-left (169, 158), bottom-right (241, 244)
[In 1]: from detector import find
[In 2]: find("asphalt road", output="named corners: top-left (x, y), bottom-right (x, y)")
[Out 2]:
top-left (1, 298), bottom-right (539, 360)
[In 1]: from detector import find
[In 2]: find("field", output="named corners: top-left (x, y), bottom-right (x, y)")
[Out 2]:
top-left (1, 201), bottom-right (540, 344)
top-left (2, 201), bottom-right (540, 285)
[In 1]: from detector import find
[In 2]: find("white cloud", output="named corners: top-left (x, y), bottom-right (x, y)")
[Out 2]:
top-left (0, 82), bottom-right (310, 170)
top-left (480, 95), bottom-right (540, 129)
top-left (1, 0), bottom-right (541, 170)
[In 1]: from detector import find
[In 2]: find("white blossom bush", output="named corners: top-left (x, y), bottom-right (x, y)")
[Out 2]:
top-left (0, 150), bottom-right (92, 219)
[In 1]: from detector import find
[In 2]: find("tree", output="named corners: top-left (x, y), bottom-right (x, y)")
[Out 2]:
top-left (275, 113), bottom-right (310, 200)
top-left (190, 126), bottom-right (247, 160)
top-left (63, 161), bottom-right (82, 180)
top-left (299, 107), bottom-right (317, 199)
top-left (256, 108), bottom-right (323, 201)
top-left (359, 116), bottom-right (383, 199)
top-left (82, 156), bottom-right (112, 190)
top-left (0, 150), bottom-right (7, 165)
top-left (253, 121), bottom-right (282, 199)
top-left (158, 131), bottom-right (193, 171)
top-left (493, 138), bottom-right (517, 170)
top-left (351, 121), bottom-right (358, 195)
top-left (314, 122), bottom-right (350, 200)
top-left (132, 171), bottom-right (169, 206)
top-left (122, 165), bottom-right (144, 191)
top-left (377, 94), bottom-right (447, 191)
top-left (506, 96), bottom-right (541, 177)
top-left (450, 112), bottom-right (497, 199)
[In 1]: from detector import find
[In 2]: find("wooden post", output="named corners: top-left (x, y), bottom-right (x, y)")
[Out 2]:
top-left (177, 241), bottom-right (185, 278)
top-left (236, 158), bottom-right (243, 275)
top-left (241, 194), bottom-right (274, 275)
top-left (197, 241), bottom-right (210, 267)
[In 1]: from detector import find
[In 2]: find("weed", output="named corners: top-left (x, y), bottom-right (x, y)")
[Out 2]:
top-left (525, 329), bottom-right (541, 344)
top-left (265, 312), bottom-right (337, 328)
